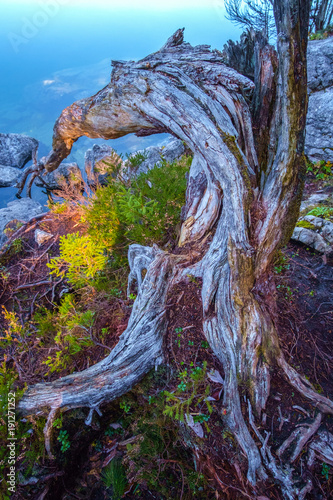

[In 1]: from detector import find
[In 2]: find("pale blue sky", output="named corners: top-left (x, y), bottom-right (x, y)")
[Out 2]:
top-left (6, 0), bottom-right (216, 8)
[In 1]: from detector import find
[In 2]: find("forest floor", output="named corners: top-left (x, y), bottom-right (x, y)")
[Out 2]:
top-left (1, 180), bottom-right (333, 499)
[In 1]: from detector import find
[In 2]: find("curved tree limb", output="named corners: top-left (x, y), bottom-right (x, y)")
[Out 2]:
top-left (19, 245), bottom-right (173, 415)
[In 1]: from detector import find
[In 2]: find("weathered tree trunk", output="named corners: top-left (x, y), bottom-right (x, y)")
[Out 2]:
top-left (313, 0), bottom-right (333, 31)
top-left (18, 1), bottom-right (333, 496)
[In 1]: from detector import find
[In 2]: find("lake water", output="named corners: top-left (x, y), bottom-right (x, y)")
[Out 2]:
top-left (0, 2), bottom-right (240, 208)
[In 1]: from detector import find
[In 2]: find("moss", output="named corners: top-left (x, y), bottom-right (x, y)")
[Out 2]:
top-left (296, 220), bottom-right (316, 230)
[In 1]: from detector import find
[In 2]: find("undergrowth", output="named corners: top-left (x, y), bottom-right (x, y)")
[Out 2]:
top-left (107, 366), bottom-right (213, 499)
top-left (0, 148), bottom-right (193, 498)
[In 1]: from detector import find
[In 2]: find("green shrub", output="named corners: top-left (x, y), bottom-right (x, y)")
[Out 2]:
top-left (309, 26), bottom-right (333, 40)
top-left (306, 159), bottom-right (332, 180)
top-left (86, 155), bottom-right (191, 250)
top-left (125, 150), bottom-right (148, 173)
top-left (115, 367), bottom-right (211, 498)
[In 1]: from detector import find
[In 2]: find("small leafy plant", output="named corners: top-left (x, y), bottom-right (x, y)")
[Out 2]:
top-left (321, 462), bottom-right (330, 480)
top-left (307, 206), bottom-right (333, 220)
top-left (120, 400), bottom-right (132, 413)
top-left (37, 295), bottom-right (94, 374)
top-left (163, 362), bottom-right (212, 426)
top-left (57, 429), bottom-right (70, 453)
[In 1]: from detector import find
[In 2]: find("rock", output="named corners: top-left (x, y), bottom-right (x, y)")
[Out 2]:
top-left (0, 165), bottom-right (22, 187)
top-left (85, 145), bottom-right (123, 186)
top-left (305, 38), bottom-right (333, 163)
top-left (0, 198), bottom-right (44, 248)
top-left (300, 192), bottom-right (330, 212)
top-left (307, 38), bottom-right (333, 92)
top-left (35, 229), bottom-right (53, 246)
top-left (0, 133), bottom-right (38, 169)
top-left (124, 138), bottom-right (185, 178)
top-left (35, 162), bottom-right (82, 190)
top-left (291, 215), bottom-right (333, 254)
top-left (305, 86), bottom-right (333, 163)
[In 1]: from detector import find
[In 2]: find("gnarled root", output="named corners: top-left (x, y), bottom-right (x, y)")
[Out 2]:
top-left (18, 246), bottom-right (174, 422)
top-left (16, 153), bottom-right (47, 198)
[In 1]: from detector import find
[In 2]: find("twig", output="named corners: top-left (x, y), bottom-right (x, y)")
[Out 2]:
top-left (15, 280), bottom-right (52, 290)
top-left (30, 237), bottom-right (58, 271)
top-left (277, 413), bottom-right (322, 462)
top-left (278, 405), bottom-right (289, 431)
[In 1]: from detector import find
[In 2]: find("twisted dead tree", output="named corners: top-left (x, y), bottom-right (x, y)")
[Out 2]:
top-left (18, 1), bottom-right (333, 496)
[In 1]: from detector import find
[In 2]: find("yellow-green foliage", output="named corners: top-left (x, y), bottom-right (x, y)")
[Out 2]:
top-left (0, 364), bottom-right (46, 498)
top-left (48, 200), bottom-right (69, 214)
top-left (0, 306), bottom-right (23, 348)
top-left (47, 232), bottom-right (107, 288)
top-left (84, 183), bottom-right (120, 251)
top-left (309, 26), bottom-right (333, 40)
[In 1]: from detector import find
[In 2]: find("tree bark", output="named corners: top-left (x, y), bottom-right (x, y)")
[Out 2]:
top-left (18, 2), bottom-right (333, 495)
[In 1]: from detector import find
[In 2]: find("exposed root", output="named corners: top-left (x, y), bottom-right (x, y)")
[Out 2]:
top-left (308, 429), bottom-right (333, 467)
top-left (44, 407), bottom-right (58, 459)
top-left (248, 400), bottom-right (297, 500)
top-left (18, 246), bottom-right (173, 416)
top-left (278, 355), bottom-right (333, 414)
top-left (84, 406), bottom-right (103, 426)
top-left (298, 480), bottom-right (313, 500)
top-left (16, 154), bottom-right (46, 198)
top-left (277, 412), bottom-right (322, 463)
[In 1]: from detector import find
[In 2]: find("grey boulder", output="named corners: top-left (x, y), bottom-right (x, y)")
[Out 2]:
top-left (85, 145), bottom-right (123, 186)
top-left (307, 37), bottom-right (333, 92)
top-left (305, 38), bottom-right (333, 163)
top-left (0, 198), bottom-right (44, 248)
top-left (125, 138), bottom-right (185, 178)
top-left (305, 86), bottom-right (333, 163)
top-left (0, 133), bottom-right (38, 169)
top-left (292, 215), bottom-right (333, 254)
top-left (300, 192), bottom-right (330, 212)
top-left (0, 165), bottom-right (22, 187)
top-left (35, 162), bottom-right (82, 190)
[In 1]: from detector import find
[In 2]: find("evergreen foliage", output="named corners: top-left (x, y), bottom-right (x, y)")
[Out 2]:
top-left (87, 155), bottom-right (191, 249)
top-left (47, 233), bottom-right (107, 288)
